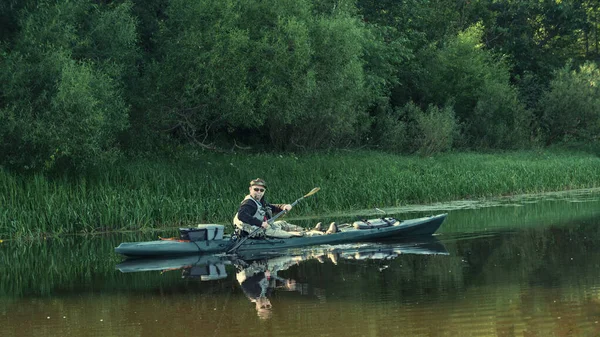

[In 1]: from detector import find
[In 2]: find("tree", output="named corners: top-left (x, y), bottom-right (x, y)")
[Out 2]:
top-left (139, 0), bottom-right (390, 150)
top-left (539, 62), bottom-right (600, 145)
top-left (471, 0), bottom-right (591, 112)
top-left (419, 24), bottom-right (530, 148)
top-left (0, 0), bottom-right (137, 172)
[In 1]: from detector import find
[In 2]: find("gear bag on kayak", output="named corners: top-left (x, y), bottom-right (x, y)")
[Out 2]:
top-left (179, 224), bottom-right (225, 241)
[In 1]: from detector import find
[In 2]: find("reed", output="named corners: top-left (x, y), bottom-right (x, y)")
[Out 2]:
top-left (1, 150), bottom-right (599, 238)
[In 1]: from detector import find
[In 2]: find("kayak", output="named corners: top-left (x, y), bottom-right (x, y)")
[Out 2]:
top-left (115, 214), bottom-right (447, 257)
top-left (115, 237), bottom-right (449, 279)
top-left (114, 213), bottom-right (447, 258)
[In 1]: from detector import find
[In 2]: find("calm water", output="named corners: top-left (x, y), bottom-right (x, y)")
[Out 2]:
top-left (2, 189), bottom-right (600, 337)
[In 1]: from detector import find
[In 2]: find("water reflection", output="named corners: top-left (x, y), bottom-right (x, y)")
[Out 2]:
top-left (116, 238), bottom-right (449, 320)
top-left (235, 257), bottom-right (296, 320)
top-left (236, 240), bottom-right (449, 320)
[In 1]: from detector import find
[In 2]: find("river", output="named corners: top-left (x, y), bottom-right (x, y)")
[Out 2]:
top-left (2, 189), bottom-right (600, 337)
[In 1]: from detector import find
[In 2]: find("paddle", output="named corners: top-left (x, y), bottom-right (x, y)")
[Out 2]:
top-left (227, 187), bottom-right (320, 254)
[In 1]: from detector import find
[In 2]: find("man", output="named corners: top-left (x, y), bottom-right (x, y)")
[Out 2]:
top-left (233, 178), bottom-right (337, 239)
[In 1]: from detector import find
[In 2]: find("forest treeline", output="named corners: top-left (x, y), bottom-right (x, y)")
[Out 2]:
top-left (1, 0), bottom-right (599, 173)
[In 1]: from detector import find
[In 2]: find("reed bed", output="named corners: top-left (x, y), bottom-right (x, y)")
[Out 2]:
top-left (1, 150), bottom-right (600, 238)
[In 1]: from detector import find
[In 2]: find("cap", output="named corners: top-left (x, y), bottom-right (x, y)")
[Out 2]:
top-left (249, 178), bottom-right (267, 188)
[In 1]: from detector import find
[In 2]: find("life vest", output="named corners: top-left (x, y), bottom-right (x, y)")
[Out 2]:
top-left (233, 195), bottom-right (268, 229)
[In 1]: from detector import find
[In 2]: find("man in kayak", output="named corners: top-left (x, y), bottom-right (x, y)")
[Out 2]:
top-left (233, 178), bottom-right (337, 238)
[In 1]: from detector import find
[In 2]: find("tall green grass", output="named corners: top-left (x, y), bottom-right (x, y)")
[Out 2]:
top-left (1, 150), bottom-right (600, 238)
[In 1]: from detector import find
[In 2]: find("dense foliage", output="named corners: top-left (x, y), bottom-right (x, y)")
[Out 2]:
top-left (0, 0), bottom-right (599, 172)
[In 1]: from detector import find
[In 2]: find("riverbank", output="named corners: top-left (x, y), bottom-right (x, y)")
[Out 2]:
top-left (2, 149), bottom-right (599, 238)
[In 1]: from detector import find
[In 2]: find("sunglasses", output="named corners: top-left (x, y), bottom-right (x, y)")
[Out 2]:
top-left (253, 188), bottom-right (265, 192)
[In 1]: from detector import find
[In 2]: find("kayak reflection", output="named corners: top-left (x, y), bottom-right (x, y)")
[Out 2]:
top-left (116, 238), bottom-right (449, 319)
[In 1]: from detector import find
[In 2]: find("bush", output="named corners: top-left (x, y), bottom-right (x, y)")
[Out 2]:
top-left (414, 104), bottom-right (458, 156)
top-left (370, 109), bottom-right (408, 152)
top-left (394, 102), bottom-right (458, 155)
top-left (418, 23), bottom-right (529, 149)
top-left (539, 61), bottom-right (600, 145)
top-left (0, 0), bottom-right (135, 172)
top-left (139, 0), bottom-right (389, 150)
top-left (0, 51), bottom-right (129, 172)
top-left (472, 81), bottom-right (531, 148)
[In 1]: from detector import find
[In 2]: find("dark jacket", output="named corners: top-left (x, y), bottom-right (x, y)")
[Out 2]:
top-left (240, 271), bottom-right (269, 300)
top-left (236, 197), bottom-right (286, 226)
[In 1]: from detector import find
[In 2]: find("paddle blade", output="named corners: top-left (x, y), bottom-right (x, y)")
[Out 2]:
top-left (303, 187), bottom-right (320, 198)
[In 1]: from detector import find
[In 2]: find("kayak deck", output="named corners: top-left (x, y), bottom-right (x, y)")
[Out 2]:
top-left (115, 213), bottom-right (447, 257)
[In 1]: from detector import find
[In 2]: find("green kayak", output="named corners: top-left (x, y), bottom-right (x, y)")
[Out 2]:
top-left (115, 237), bottom-right (449, 277)
top-left (114, 213), bottom-right (447, 258)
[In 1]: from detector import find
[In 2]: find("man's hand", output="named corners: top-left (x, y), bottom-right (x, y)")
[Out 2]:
top-left (261, 221), bottom-right (270, 229)
top-left (283, 204), bottom-right (292, 212)
top-left (250, 225), bottom-right (266, 238)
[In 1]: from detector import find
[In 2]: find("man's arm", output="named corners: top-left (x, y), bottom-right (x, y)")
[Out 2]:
top-left (237, 201), bottom-right (262, 226)
top-left (268, 203), bottom-right (286, 214)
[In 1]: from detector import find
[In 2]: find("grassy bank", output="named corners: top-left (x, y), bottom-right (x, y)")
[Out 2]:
top-left (1, 150), bottom-right (599, 238)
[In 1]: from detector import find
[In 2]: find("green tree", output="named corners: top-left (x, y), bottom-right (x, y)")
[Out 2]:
top-left (356, 0), bottom-right (473, 111)
top-left (0, 0), bottom-right (137, 172)
top-left (469, 0), bottom-right (591, 112)
top-left (582, 0), bottom-right (600, 59)
top-left (420, 24), bottom-right (530, 149)
top-left (140, 0), bottom-right (388, 150)
top-left (357, 0), bottom-right (471, 49)
top-left (414, 104), bottom-right (458, 156)
top-left (480, 0), bottom-right (588, 78)
top-left (139, 0), bottom-right (253, 150)
top-left (539, 62), bottom-right (600, 145)
top-left (0, 0), bottom-right (38, 43)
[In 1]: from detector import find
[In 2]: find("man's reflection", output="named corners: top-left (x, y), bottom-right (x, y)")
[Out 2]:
top-left (234, 254), bottom-right (325, 320)
top-left (236, 260), bottom-right (273, 319)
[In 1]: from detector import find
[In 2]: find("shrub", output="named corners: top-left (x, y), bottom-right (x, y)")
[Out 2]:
top-left (472, 81), bottom-right (531, 148)
top-left (395, 102), bottom-right (458, 155)
top-left (419, 23), bottom-right (529, 149)
top-left (371, 111), bottom-right (408, 152)
top-left (539, 61), bottom-right (600, 145)
top-left (0, 0), bottom-right (135, 172)
top-left (414, 104), bottom-right (458, 156)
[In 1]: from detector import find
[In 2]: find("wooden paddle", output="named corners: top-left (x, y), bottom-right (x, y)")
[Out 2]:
top-left (226, 187), bottom-right (320, 254)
